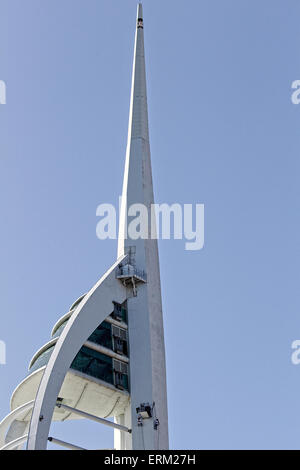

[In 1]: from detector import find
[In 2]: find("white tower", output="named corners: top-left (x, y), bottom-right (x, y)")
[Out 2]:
top-left (0, 3), bottom-right (168, 450)
top-left (117, 3), bottom-right (168, 450)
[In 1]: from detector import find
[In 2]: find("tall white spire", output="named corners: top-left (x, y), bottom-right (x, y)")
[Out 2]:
top-left (117, 3), bottom-right (169, 450)
top-left (118, 2), bottom-right (152, 260)
top-left (128, 2), bottom-right (149, 142)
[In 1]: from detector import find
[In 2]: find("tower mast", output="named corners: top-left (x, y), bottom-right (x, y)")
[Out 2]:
top-left (117, 3), bottom-right (169, 450)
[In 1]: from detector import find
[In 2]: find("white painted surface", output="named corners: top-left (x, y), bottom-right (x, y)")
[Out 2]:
top-left (117, 3), bottom-right (169, 450)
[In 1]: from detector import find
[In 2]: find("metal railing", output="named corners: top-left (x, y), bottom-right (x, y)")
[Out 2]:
top-left (116, 264), bottom-right (147, 282)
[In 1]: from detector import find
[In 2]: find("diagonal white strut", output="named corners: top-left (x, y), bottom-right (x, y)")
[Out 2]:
top-left (55, 403), bottom-right (131, 433)
top-left (47, 437), bottom-right (86, 450)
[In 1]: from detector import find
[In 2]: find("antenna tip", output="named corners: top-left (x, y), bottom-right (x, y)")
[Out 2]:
top-left (137, 3), bottom-right (143, 20)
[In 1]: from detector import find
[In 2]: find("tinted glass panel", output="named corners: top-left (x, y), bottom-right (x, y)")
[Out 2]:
top-left (29, 345), bottom-right (55, 373)
top-left (29, 344), bottom-right (129, 391)
top-left (71, 346), bottom-right (113, 385)
top-left (88, 321), bottom-right (112, 349)
top-left (52, 320), bottom-right (69, 338)
top-left (111, 302), bottom-right (127, 323)
top-left (114, 371), bottom-right (129, 391)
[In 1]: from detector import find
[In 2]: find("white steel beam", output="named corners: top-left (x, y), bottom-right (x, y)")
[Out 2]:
top-left (48, 437), bottom-right (86, 450)
top-left (56, 403), bottom-right (131, 433)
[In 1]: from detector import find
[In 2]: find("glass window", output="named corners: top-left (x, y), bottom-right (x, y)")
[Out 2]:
top-left (114, 371), bottom-right (129, 391)
top-left (52, 320), bottom-right (69, 339)
top-left (29, 345), bottom-right (55, 373)
top-left (28, 343), bottom-right (129, 391)
top-left (113, 337), bottom-right (128, 356)
top-left (71, 346), bottom-right (114, 385)
top-left (111, 302), bottom-right (127, 323)
top-left (88, 321), bottom-right (112, 349)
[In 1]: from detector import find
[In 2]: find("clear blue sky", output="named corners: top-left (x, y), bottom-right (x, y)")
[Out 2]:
top-left (0, 0), bottom-right (300, 450)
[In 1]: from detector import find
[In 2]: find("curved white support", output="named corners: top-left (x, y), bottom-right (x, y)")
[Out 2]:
top-left (0, 434), bottom-right (28, 451)
top-left (27, 256), bottom-right (128, 450)
top-left (0, 400), bottom-right (34, 449)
